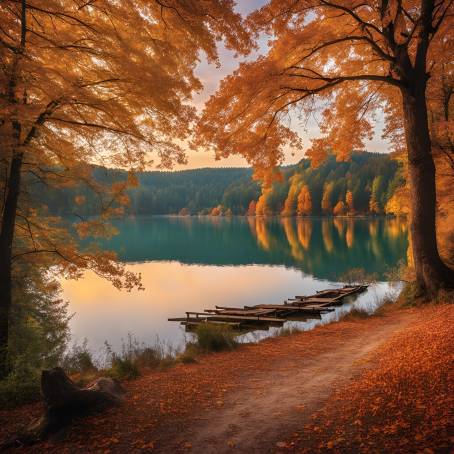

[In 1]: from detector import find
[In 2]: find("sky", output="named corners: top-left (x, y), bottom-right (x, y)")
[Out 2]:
top-left (173, 0), bottom-right (390, 170)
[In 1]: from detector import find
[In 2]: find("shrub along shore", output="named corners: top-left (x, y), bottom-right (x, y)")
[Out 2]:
top-left (0, 296), bottom-right (451, 453)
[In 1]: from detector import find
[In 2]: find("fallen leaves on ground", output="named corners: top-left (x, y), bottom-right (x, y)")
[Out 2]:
top-left (288, 303), bottom-right (453, 453)
top-left (0, 303), bottom-right (452, 453)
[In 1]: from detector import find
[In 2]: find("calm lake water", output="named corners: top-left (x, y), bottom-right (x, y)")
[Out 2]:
top-left (62, 216), bottom-right (408, 352)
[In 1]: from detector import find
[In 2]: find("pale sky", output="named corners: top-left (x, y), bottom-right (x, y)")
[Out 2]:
top-left (173, 0), bottom-right (390, 170)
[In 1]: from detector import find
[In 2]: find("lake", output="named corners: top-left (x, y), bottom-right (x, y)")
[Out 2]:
top-left (62, 216), bottom-right (408, 352)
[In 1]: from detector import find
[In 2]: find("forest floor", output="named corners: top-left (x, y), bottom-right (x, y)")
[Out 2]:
top-left (1, 302), bottom-right (452, 453)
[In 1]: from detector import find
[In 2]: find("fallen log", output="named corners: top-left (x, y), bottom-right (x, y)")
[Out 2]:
top-left (3, 367), bottom-right (125, 448)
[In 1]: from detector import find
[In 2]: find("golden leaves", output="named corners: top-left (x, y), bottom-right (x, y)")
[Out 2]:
top-left (282, 174), bottom-right (303, 216)
top-left (333, 200), bottom-right (346, 216)
top-left (297, 185), bottom-right (312, 216)
top-left (1, 0), bottom-right (255, 292)
top-left (290, 305), bottom-right (454, 453)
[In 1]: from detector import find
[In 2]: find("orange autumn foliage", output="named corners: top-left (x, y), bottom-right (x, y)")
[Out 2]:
top-left (345, 190), bottom-right (354, 214)
top-left (281, 175), bottom-right (302, 216)
top-left (210, 206), bottom-right (222, 216)
top-left (255, 187), bottom-right (273, 216)
top-left (197, 0), bottom-right (453, 169)
top-left (346, 220), bottom-right (354, 248)
top-left (197, 0), bottom-right (454, 294)
top-left (297, 219), bottom-right (312, 249)
top-left (333, 200), bottom-right (346, 216)
top-left (246, 200), bottom-right (257, 216)
top-left (291, 304), bottom-right (454, 453)
top-left (296, 185), bottom-right (312, 216)
top-left (321, 182), bottom-right (334, 214)
top-left (0, 0), bottom-right (249, 288)
top-left (281, 218), bottom-right (304, 260)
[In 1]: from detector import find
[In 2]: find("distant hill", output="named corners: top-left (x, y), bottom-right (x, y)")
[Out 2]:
top-left (38, 152), bottom-right (403, 216)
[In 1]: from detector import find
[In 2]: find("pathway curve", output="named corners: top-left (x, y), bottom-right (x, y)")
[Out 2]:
top-left (164, 313), bottom-right (413, 453)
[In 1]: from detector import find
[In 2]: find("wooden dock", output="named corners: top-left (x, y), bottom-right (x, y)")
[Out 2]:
top-left (168, 284), bottom-right (368, 331)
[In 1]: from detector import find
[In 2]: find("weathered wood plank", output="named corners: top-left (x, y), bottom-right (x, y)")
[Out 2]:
top-left (184, 312), bottom-right (284, 323)
top-left (245, 304), bottom-right (333, 313)
top-left (181, 321), bottom-right (241, 327)
top-left (168, 285), bottom-right (367, 328)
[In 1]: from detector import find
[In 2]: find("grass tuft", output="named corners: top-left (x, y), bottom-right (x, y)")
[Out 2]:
top-left (61, 339), bottom-right (97, 375)
top-left (342, 307), bottom-right (371, 320)
top-left (193, 324), bottom-right (238, 352)
top-left (108, 356), bottom-right (140, 380)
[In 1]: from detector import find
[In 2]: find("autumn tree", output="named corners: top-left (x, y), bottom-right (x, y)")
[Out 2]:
top-left (281, 174), bottom-right (302, 216)
top-left (210, 205), bottom-right (222, 216)
top-left (346, 190), bottom-right (354, 214)
top-left (321, 183), bottom-right (334, 214)
top-left (297, 185), bottom-right (312, 216)
top-left (247, 200), bottom-right (257, 216)
top-left (255, 187), bottom-right (274, 216)
top-left (0, 0), bottom-right (248, 377)
top-left (333, 200), bottom-right (347, 216)
top-left (197, 0), bottom-right (454, 296)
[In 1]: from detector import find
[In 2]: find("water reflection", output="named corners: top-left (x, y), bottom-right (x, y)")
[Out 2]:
top-left (239, 282), bottom-right (403, 344)
top-left (297, 219), bottom-right (312, 250)
top-left (66, 216), bottom-right (408, 352)
top-left (99, 216), bottom-right (408, 281)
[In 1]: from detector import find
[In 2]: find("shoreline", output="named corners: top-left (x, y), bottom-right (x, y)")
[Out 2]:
top-left (1, 302), bottom-right (451, 452)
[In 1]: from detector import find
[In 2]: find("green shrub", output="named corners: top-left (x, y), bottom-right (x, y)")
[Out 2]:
top-left (134, 347), bottom-right (162, 369)
top-left (399, 282), bottom-right (423, 306)
top-left (177, 345), bottom-right (198, 364)
top-left (0, 358), bottom-right (43, 408)
top-left (103, 335), bottom-right (177, 379)
top-left (3, 270), bottom-right (71, 409)
top-left (133, 345), bottom-right (176, 370)
top-left (108, 355), bottom-right (139, 380)
top-left (0, 376), bottom-right (41, 408)
top-left (340, 268), bottom-right (378, 285)
top-left (179, 353), bottom-right (197, 364)
top-left (194, 324), bottom-right (238, 352)
top-left (342, 307), bottom-right (371, 320)
top-left (61, 339), bottom-right (97, 374)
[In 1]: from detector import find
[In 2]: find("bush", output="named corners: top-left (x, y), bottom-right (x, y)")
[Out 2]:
top-left (399, 282), bottom-right (424, 306)
top-left (340, 268), bottom-right (378, 285)
top-left (61, 339), bottom-right (97, 374)
top-left (3, 270), bottom-right (71, 408)
top-left (0, 359), bottom-right (42, 408)
top-left (103, 335), bottom-right (177, 379)
top-left (108, 356), bottom-right (140, 380)
top-left (178, 351), bottom-right (198, 364)
top-left (133, 347), bottom-right (160, 369)
top-left (177, 344), bottom-right (198, 364)
top-left (0, 376), bottom-right (41, 408)
top-left (194, 324), bottom-right (238, 352)
top-left (342, 307), bottom-right (371, 320)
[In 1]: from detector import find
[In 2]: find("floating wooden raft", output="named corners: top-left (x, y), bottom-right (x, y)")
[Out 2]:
top-left (168, 284), bottom-right (368, 329)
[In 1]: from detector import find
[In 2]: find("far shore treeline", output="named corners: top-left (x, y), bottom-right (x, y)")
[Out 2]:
top-left (39, 152), bottom-right (404, 217)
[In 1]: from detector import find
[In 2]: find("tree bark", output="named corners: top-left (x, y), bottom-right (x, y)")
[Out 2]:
top-left (1, 368), bottom-right (125, 448)
top-left (0, 153), bottom-right (23, 379)
top-left (401, 77), bottom-right (454, 296)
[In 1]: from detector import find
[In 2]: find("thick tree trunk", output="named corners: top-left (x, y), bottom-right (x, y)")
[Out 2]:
top-left (1, 368), bottom-right (125, 448)
top-left (401, 79), bottom-right (454, 296)
top-left (0, 153), bottom-right (23, 378)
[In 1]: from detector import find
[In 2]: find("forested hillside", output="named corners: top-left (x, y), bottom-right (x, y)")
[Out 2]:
top-left (39, 152), bottom-right (403, 217)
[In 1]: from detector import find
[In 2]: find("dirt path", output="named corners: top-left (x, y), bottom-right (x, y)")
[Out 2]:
top-left (164, 314), bottom-right (413, 453)
top-left (0, 308), bottom-right (420, 453)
